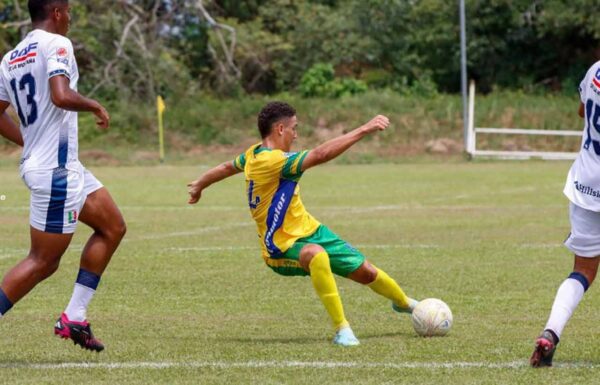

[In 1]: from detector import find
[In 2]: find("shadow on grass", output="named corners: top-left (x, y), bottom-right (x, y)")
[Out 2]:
top-left (218, 330), bottom-right (416, 345)
top-left (219, 335), bottom-right (323, 345)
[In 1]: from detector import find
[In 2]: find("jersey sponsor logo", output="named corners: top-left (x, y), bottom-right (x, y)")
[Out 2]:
top-left (593, 68), bottom-right (600, 89)
top-left (264, 180), bottom-right (297, 256)
top-left (8, 42), bottom-right (38, 65)
top-left (265, 192), bottom-right (287, 254)
top-left (574, 181), bottom-right (600, 198)
top-left (57, 47), bottom-right (68, 57)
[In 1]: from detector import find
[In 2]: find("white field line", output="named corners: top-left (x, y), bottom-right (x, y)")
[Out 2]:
top-left (169, 246), bottom-right (257, 252)
top-left (0, 243), bottom-right (563, 259)
top-left (520, 243), bottom-right (563, 249)
top-left (0, 360), bottom-right (597, 370)
top-left (0, 203), bottom-right (564, 213)
top-left (127, 223), bottom-right (253, 241)
top-left (167, 244), bottom-right (440, 252)
top-left (166, 243), bottom-right (562, 253)
top-left (0, 205), bottom-right (243, 212)
top-left (426, 186), bottom-right (548, 204)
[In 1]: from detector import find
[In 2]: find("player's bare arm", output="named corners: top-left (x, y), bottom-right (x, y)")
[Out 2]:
top-left (301, 115), bottom-right (390, 171)
top-left (0, 102), bottom-right (23, 146)
top-left (188, 161), bottom-right (242, 204)
top-left (579, 102), bottom-right (585, 118)
top-left (49, 75), bottom-right (109, 129)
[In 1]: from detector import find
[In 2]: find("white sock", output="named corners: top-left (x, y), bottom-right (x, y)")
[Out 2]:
top-left (64, 283), bottom-right (96, 322)
top-left (544, 278), bottom-right (586, 339)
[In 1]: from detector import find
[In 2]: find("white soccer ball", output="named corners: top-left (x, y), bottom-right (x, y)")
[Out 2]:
top-left (411, 298), bottom-right (453, 337)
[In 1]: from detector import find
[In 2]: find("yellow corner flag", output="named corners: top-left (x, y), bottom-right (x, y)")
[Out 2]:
top-left (157, 95), bottom-right (166, 115)
top-left (157, 95), bottom-right (166, 163)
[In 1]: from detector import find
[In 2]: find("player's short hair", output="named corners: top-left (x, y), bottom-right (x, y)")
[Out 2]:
top-left (28, 0), bottom-right (68, 23)
top-left (257, 102), bottom-right (296, 138)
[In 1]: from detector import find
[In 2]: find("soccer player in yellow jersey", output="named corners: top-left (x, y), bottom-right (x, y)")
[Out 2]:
top-left (188, 102), bottom-right (418, 346)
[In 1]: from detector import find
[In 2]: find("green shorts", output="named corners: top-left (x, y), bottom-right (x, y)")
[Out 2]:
top-left (265, 225), bottom-right (366, 277)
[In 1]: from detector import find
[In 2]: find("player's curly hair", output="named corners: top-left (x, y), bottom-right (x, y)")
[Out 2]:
top-left (257, 102), bottom-right (296, 139)
top-left (28, 0), bottom-right (68, 23)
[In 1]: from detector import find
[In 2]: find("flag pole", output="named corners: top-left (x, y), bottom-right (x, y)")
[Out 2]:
top-left (157, 95), bottom-right (166, 163)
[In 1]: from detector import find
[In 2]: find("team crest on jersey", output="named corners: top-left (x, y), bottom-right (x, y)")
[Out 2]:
top-left (67, 210), bottom-right (78, 224)
top-left (593, 68), bottom-right (600, 89)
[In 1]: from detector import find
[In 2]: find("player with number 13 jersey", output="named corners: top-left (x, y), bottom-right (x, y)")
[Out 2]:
top-left (0, 29), bottom-right (80, 175)
top-left (0, 0), bottom-right (126, 353)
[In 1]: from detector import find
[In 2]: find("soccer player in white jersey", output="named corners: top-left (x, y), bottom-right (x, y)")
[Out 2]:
top-left (0, 0), bottom-right (126, 352)
top-left (530, 62), bottom-right (600, 367)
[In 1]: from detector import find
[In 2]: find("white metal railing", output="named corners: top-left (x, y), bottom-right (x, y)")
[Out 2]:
top-left (466, 81), bottom-right (581, 160)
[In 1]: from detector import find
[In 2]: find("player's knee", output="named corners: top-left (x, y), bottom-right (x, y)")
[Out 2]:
top-left (113, 218), bottom-right (127, 240)
top-left (349, 262), bottom-right (377, 285)
top-left (103, 217), bottom-right (127, 242)
top-left (28, 254), bottom-right (60, 280)
top-left (361, 263), bottom-right (378, 284)
top-left (299, 244), bottom-right (326, 271)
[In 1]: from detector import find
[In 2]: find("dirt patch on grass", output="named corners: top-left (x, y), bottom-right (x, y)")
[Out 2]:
top-left (425, 138), bottom-right (464, 154)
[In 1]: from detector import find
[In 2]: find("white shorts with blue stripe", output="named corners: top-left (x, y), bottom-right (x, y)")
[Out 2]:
top-left (22, 164), bottom-right (103, 234)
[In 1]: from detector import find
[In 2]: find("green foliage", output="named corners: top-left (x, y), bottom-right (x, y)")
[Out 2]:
top-left (219, 17), bottom-right (292, 94)
top-left (259, 0), bottom-right (375, 91)
top-left (298, 63), bottom-right (335, 97)
top-left (299, 63), bottom-right (367, 98)
top-left (167, 14), bottom-right (211, 79)
top-left (1, 0), bottom-right (599, 99)
top-left (214, 0), bottom-right (267, 21)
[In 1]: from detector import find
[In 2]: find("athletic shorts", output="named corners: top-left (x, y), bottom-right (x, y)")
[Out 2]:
top-left (22, 165), bottom-right (103, 234)
top-left (564, 202), bottom-right (600, 257)
top-left (265, 225), bottom-right (366, 277)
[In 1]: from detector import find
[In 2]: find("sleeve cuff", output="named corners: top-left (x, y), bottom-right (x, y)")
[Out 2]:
top-left (48, 69), bottom-right (70, 79)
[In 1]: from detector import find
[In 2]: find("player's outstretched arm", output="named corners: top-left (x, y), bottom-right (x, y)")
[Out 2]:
top-left (188, 161), bottom-right (242, 204)
top-left (49, 75), bottom-right (109, 129)
top-left (0, 102), bottom-right (23, 146)
top-left (301, 115), bottom-right (390, 171)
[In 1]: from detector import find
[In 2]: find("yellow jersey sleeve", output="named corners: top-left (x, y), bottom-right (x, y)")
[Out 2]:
top-left (232, 152), bottom-right (247, 171)
top-left (281, 150), bottom-right (310, 181)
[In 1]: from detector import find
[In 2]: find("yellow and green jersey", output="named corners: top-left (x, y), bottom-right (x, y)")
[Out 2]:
top-left (233, 143), bottom-right (320, 259)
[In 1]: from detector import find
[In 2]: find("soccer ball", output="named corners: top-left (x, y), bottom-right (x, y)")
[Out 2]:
top-left (411, 298), bottom-right (453, 337)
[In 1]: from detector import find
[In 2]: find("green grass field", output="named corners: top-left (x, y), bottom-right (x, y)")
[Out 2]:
top-left (1, 161), bottom-right (599, 384)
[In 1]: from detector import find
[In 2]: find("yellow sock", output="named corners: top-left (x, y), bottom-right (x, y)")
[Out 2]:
top-left (368, 266), bottom-right (410, 309)
top-left (309, 251), bottom-right (349, 330)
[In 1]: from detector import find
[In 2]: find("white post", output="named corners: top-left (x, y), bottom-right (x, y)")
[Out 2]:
top-left (459, 0), bottom-right (468, 152)
top-left (467, 80), bottom-right (476, 155)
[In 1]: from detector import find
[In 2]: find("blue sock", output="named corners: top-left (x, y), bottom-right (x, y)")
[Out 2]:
top-left (568, 272), bottom-right (590, 292)
top-left (76, 269), bottom-right (101, 290)
top-left (0, 288), bottom-right (13, 316)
